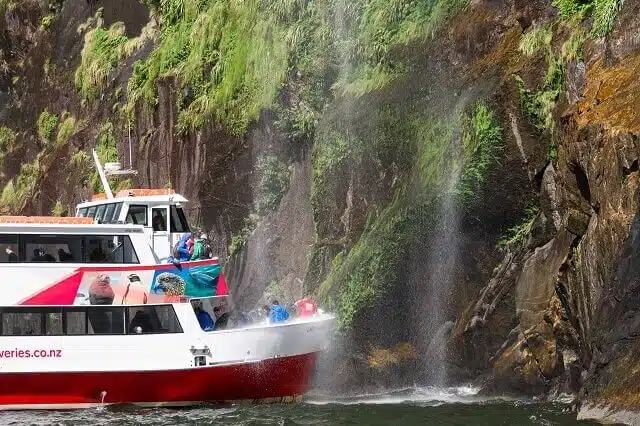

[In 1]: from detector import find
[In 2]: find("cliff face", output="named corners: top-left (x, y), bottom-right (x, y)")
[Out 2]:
top-left (1, 0), bottom-right (640, 420)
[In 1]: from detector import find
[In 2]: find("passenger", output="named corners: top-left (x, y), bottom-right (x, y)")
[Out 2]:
top-left (31, 248), bottom-right (46, 262)
top-left (261, 305), bottom-right (271, 322)
top-left (174, 233), bottom-right (192, 262)
top-left (269, 300), bottom-right (289, 324)
top-left (193, 300), bottom-right (214, 331)
top-left (152, 212), bottom-right (166, 232)
top-left (58, 248), bottom-right (74, 262)
top-left (89, 247), bottom-right (107, 263)
top-left (191, 233), bottom-right (212, 260)
top-left (129, 309), bottom-right (154, 334)
top-left (43, 252), bottom-right (56, 262)
top-left (186, 234), bottom-right (195, 258)
top-left (295, 296), bottom-right (318, 317)
top-left (213, 305), bottom-right (229, 330)
top-left (5, 246), bottom-right (17, 262)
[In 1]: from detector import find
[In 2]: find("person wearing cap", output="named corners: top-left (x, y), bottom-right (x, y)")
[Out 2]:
top-left (191, 232), bottom-right (212, 260)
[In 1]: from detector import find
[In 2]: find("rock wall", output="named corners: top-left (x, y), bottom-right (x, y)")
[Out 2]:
top-left (3, 0), bottom-right (640, 421)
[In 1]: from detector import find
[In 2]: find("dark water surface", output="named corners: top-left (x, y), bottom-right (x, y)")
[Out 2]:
top-left (0, 387), bottom-right (596, 425)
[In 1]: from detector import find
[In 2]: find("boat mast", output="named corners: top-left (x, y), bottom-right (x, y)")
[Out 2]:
top-left (91, 130), bottom-right (139, 199)
top-left (93, 149), bottom-right (114, 199)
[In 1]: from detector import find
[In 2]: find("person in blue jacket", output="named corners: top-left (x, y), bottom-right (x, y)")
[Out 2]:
top-left (269, 300), bottom-right (289, 323)
top-left (193, 299), bottom-right (214, 331)
top-left (167, 232), bottom-right (192, 263)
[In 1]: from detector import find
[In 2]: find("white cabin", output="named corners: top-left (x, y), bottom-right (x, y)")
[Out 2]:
top-left (75, 189), bottom-right (191, 262)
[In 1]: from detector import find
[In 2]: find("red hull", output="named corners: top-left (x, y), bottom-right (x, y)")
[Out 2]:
top-left (0, 352), bottom-right (318, 408)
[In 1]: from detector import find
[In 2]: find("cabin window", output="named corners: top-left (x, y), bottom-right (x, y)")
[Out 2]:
top-left (77, 207), bottom-right (88, 217)
top-left (86, 206), bottom-right (97, 218)
top-left (95, 204), bottom-right (106, 223)
top-left (112, 202), bottom-right (123, 223)
top-left (0, 306), bottom-right (183, 336)
top-left (126, 205), bottom-right (148, 226)
top-left (0, 234), bottom-right (18, 263)
top-left (87, 307), bottom-right (126, 335)
top-left (152, 208), bottom-right (168, 232)
top-left (65, 309), bottom-right (87, 335)
top-left (127, 305), bottom-right (183, 334)
top-left (2, 309), bottom-right (42, 335)
top-left (2, 234), bottom-right (138, 264)
top-left (103, 204), bottom-right (116, 223)
top-left (23, 235), bottom-right (83, 263)
top-left (170, 206), bottom-right (190, 233)
top-left (84, 235), bottom-right (139, 264)
top-left (45, 310), bottom-right (64, 335)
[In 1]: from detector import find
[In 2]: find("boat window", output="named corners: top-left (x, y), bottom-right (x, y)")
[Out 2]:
top-left (112, 202), bottom-right (123, 223)
top-left (84, 235), bottom-right (139, 264)
top-left (0, 234), bottom-right (19, 263)
top-left (1, 309), bottom-right (43, 335)
top-left (94, 204), bottom-right (106, 223)
top-left (23, 235), bottom-right (83, 263)
top-left (152, 208), bottom-right (168, 232)
top-left (103, 203), bottom-right (116, 223)
top-left (86, 206), bottom-right (97, 218)
top-left (45, 310), bottom-right (64, 335)
top-left (87, 307), bottom-right (126, 335)
top-left (170, 205), bottom-right (190, 233)
top-left (0, 306), bottom-right (181, 336)
top-left (126, 204), bottom-right (147, 226)
top-left (127, 305), bottom-right (183, 334)
top-left (77, 207), bottom-right (88, 217)
top-left (65, 309), bottom-right (87, 335)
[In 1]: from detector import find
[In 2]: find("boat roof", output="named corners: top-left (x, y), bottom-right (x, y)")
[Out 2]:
top-left (77, 188), bottom-right (188, 209)
top-left (0, 218), bottom-right (145, 234)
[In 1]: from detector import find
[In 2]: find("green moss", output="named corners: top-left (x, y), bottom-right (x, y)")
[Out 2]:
top-left (256, 155), bottom-right (291, 215)
top-left (0, 126), bottom-right (16, 154)
top-left (456, 102), bottom-right (503, 205)
top-left (519, 24), bottom-right (553, 57)
top-left (36, 109), bottom-right (59, 143)
top-left (0, 162), bottom-right (39, 215)
top-left (40, 14), bottom-right (55, 30)
top-left (51, 200), bottom-right (67, 216)
top-left (310, 130), bottom-right (351, 235)
top-left (312, 108), bottom-right (456, 329)
top-left (497, 206), bottom-right (539, 252)
top-left (515, 61), bottom-right (563, 134)
top-left (0, 126), bottom-right (16, 178)
top-left (228, 214), bottom-right (259, 256)
top-left (591, 0), bottom-right (624, 36)
top-left (334, 0), bottom-right (469, 96)
top-left (127, 0), bottom-right (288, 136)
top-left (0, 0), bottom-right (15, 15)
top-left (75, 17), bottom-right (139, 103)
top-left (56, 115), bottom-right (75, 146)
top-left (552, 0), bottom-right (623, 37)
top-left (552, 0), bottom-right (593, 18)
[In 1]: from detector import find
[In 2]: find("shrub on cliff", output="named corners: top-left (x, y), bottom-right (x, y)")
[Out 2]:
top-left (36, 109), bottom-right (58, 144)
top-left (456, 102), bottom-right (503, 207)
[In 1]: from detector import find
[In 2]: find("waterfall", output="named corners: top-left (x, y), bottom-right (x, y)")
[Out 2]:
top-left (415, 137), bottom-right (463, 388)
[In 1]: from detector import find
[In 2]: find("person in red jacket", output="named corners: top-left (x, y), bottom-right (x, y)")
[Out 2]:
top-left (295, 296), bottom-right (318, 317)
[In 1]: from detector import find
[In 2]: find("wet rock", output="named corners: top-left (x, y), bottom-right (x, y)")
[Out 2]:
top-left (566, 61), bottom-right (586, 105)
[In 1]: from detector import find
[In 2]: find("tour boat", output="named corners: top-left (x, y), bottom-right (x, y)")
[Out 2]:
top-left (0, 152), bottom-right (334, 409)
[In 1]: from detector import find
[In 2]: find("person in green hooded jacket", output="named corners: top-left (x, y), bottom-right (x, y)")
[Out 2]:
top-left (191, 233), bottom-right (212, 260)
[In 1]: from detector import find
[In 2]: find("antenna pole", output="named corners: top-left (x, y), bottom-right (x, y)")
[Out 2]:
top-left (92, 149), bottom-right (114, 199)
top-left (128, 121), bottom-right (133, 170)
